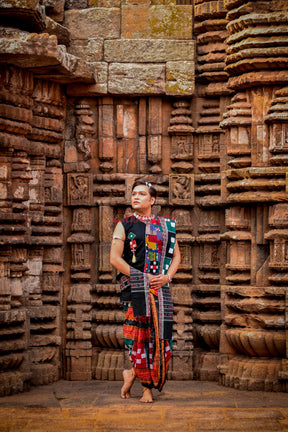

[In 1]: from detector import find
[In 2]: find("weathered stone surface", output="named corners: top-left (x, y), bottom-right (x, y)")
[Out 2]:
top-left (64, 0), bottom-right (88, 8)
top-left (43, 0), bottom-right (65, 23)
top-left (108, 63), bottom-right (165, 94)
top-left (0, 0), bottom-right (40, 6)
top-left (64, 8), bottom-right (120, 40)
top-left (166, 61), bottom-right (195, 96)
top-left (121, 5), bottom-right (192, 39)
top-left (43, 16), bottom-right (70, 46)
top-left (0, 32), bottom-right (96, 83)
top-left (66, 62), bottom-right (108, 95)
top-left (104, 39), bottom-right (195, 63)
top-left (89, 0), bottom-right (120, 6)
top-left (0, 0), bottom-right (46, 32)
top-left (69, 38), bottom-right (103, 61)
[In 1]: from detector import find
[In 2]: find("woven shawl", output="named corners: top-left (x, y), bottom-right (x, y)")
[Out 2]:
top-left (122, 217), bottom-right (176, 340)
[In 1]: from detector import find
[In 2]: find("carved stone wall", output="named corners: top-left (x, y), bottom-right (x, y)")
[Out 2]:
top-left (64, 96), bottom-right (196, 381)
top-left (0, 64), bottom-right (65, 395)
top-left (218, 0), bottom-right (288, 391)
top-left (0, 0), bottom-right (288, 396)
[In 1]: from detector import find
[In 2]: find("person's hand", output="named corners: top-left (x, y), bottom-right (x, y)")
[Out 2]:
top-left (148, 274), bottom-right (169, 289)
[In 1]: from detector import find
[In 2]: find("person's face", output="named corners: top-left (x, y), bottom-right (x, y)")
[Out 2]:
top-left (131, 185), bottom-right (155, 213)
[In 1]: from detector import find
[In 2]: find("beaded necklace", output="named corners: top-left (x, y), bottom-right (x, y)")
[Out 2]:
top-left (133, 212), bottom-right (154, 223)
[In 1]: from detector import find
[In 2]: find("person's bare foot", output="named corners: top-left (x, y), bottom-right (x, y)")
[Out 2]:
top-left (139, 387), bottom-right (153, 403)
top-left (121, 369), bottom-right (136, 399)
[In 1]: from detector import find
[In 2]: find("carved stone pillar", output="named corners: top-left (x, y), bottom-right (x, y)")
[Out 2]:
top-left (92, 175), bottom-right (131, 381)
top-left (220, 93), bottom-right (252, 169)
top-left (192, 0), bottom-right (230, 382)
top-left (27, 77), bottom-right (64, 387)
top-left (66, 173), bottom-right (94, 380)
top-left (169, 210), bottom-right (194, 380)
top-left (0, 65), bottom-right (33, 395)
top-left (98, 97), bottom-right (114, 173)
top-left (148, 98), bottom-right (162, 174)
top-left (98, 205), bottom-right (113, 282)
top-left (168, 100), bottom-right (194, 379)
top-left (219, 0), bottom-right (288, 391)
top-left (65, 97), bottom-right (95, 380)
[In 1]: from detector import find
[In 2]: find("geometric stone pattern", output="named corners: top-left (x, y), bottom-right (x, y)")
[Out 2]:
top-left (0, 63), bottom-right (64, 396)
top-left (218, 0), bottom-right (288, 392)
top-left (0, 0), bottom-right (288, 396)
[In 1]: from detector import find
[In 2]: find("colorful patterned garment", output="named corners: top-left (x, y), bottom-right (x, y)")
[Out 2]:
top-left (120, 216), bottom-right (176, 390)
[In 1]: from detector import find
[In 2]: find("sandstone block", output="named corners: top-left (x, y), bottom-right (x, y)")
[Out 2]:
top-left (121, 0), bottom-right (150, 3)
top-left (0, 183), bottom-right (7, 199)
top-left (44, 16), bottom-right (70, 46)
top-left (0, 0), bottom-right (40, 7)
top-left (166, 61), bottom-right (195, 96)
top-left (64, 8), bottom-right (120, 40)
top-left (0, 32), bottom-right (96, 83)
top-left (104, 39), bottom-right (195, 63)
top-left (43, 0), bottom-right (65, 22)
top-left (108, 63), bottom-right (165, 95)
top-left (69, 38), bottom-right (104, 62)
top-left (0, 165), bottom-right (7, 180)
top-left (66, 62), bottom-right (108, 96)
top-left (0, 0), bottom-right (46, 32)
top-left (89, 0), bottom-right (121, 6)
top-left (121, 5), bottom-right (192, 39)
top-left (64, 140), bottom-right (78, 163)
top-left (65, 0), bottom-right (88, 8)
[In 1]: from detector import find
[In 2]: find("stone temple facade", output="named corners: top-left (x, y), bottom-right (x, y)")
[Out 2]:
top-left (0, 0), bottom-right (288, 396)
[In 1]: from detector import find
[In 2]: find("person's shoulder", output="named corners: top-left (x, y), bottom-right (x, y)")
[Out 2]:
top-left (162, 217), bottom-right (176, 232)
top-left (120, 214), bottom-right (139, 226)
top-left (158, 215), bottom-right (176, 223)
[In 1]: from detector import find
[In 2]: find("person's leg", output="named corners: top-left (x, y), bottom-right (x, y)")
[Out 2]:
top-left (121, 368), bottom-right (136, 399)
top-left (139, 386), bottom-right (153, 403)
top-left (121, 304), bottom-right (137, 399)
top-left (122, 303), bottom-right (154, 401)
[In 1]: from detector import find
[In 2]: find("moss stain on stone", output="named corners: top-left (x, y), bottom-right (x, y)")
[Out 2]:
top-left (149, 6), bottom-right (192, 38)
top-left (88, 0), bottom-right (98, 7)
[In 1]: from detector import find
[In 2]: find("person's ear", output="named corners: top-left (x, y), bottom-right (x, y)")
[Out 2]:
top-left (151, 197), bottom-right (155, 206)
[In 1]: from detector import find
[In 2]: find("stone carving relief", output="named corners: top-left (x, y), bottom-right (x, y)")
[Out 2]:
top-left (0, 64), bottom-right (64, 395)
top-left (169, 174), bottom-right (194, 206)
top-left (67, 173), bottom-right (93, 206)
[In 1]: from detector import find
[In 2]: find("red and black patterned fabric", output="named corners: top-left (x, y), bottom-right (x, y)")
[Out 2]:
top-left (119, 215), bottom-right (176, 390)
top-left (123, 297), bottom-right (172, 391)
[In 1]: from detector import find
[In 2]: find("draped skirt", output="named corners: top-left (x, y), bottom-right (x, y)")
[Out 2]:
top-left (122, 293), bottom-right (172, 391)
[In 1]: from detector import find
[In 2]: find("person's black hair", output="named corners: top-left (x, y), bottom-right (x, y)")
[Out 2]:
top-left (132, 179), bottom-right (157, 200)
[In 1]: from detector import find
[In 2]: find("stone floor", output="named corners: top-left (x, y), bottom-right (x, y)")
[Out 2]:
top-left (1, 380), bottom-right (288, 431)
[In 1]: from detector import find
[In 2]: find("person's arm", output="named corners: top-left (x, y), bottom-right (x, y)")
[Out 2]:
top-left (167, 239), bottom-right (181, 280)
top-left (149, 240), bottom-right (181, 289)
top-left (110, 222), bottom-right (131, 276)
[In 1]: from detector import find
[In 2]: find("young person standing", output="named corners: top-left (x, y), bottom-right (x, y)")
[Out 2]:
top-left (110, 179), bottom-right (181, 403)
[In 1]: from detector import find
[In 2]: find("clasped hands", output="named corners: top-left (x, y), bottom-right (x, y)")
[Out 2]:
top-left (148, 273), bottom-right (169, 290)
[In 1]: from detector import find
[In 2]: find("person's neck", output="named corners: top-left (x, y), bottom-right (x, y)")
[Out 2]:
top-left (133, 210), bottom-right (154, 221)
top-left (135, 209), bottom-right (151, 217)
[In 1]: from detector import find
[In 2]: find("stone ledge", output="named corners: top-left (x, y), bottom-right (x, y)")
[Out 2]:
top-left (67, 61), bottom-right (195, 96)
top-left (0, 32), bottom-right (96, 83)
top-left (0, 1), bottom-right (46, 32)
